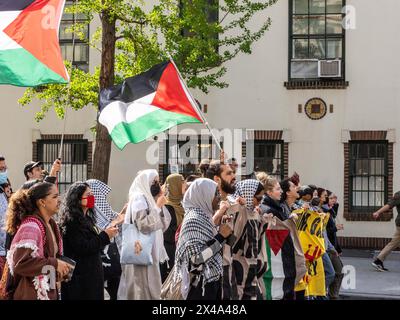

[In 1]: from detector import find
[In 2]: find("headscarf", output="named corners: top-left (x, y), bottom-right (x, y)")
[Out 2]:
top-left (165, 174), bottom-right (185, 226)
top-left (183, 178), bottom-right (217, 217)
top-left (233, 179), bottom-right (262, 211)
top-left (86, 179), bottom-right (118, 230)
top-left (126, 169), bottom-right (168, 263)
top-left (175, 178), bottom-right (221, 288)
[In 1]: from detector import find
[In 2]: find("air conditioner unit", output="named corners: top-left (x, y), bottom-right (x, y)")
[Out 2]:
top-left (318, 60), bottom-right (341, 78)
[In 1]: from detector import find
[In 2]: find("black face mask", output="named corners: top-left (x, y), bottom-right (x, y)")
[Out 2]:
top-left (151, 183), bottom-right (161, 197)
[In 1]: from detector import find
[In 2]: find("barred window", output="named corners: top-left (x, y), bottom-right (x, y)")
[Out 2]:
top-left (165, 135), bottom-right (221, 177)
top-left (349, 141), bottom-right (388, 211)
top-left (37, 139), bottom-right (89, 194)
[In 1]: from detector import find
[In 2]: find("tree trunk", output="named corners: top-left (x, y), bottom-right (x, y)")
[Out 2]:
top-left (91, 11), bottom-right (116, 183)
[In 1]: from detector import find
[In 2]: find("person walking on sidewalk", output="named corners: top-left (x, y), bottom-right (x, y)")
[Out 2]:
top-left (372, 191), bottom-right (400, 271)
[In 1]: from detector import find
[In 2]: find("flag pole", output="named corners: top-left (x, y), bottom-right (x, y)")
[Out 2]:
top-left (167, 55), bottom-right (223, 154)
top-left (59, 0), bottom-right (77, 160)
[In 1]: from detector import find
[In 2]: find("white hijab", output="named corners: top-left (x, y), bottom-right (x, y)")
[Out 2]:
top-left (126, 169), bottom-right (169, 263)
top-left (183, 178), bottom-right (217, 217)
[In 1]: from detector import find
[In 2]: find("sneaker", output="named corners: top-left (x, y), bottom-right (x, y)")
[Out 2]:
top-left (372, 259), bottom-right (389, 272)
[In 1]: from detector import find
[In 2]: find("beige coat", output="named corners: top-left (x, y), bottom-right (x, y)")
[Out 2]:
top-left (117, 206), bottom-right (170, 300)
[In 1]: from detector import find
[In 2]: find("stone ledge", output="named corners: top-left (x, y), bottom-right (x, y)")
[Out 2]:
top-left (284, 80), bottom-right (349, 90)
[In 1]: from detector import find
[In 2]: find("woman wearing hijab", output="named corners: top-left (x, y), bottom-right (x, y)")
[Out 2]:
top-left (231, 179), bottom-right (265, 300)
top-left (174, 178), bottom-right (233, 300)
top-left (118, 170), bottom-right (171, 300)
top-left (160, 174), bottom-right (186, 282)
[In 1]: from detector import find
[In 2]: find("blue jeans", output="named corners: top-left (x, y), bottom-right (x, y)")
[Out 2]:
top-left (322, 252), bottom-right (335, 294)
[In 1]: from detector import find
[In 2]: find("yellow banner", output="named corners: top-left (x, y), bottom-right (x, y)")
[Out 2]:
top-left (293, 208), bottom-right (326, 297)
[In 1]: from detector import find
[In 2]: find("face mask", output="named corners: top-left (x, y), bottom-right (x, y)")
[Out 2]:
top-left (0, 171), bottom-right (8, 185)
top-left (150, 182), bottom-right (161, 197)
top-left (83, 195), bottom-right (95, 209)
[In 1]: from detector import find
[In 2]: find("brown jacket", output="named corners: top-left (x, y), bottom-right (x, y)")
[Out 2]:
top-left (11, 216), bottom-right (60, 300)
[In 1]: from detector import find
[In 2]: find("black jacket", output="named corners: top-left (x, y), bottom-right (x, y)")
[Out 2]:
top-left (160, 205), bottom-right (178, 283)
top-left (61, 214), bottom-right (110, 300)
top-left (322, 204), bottom-right (342, 254)
top-left (261, 195), bottom-right (287, 221)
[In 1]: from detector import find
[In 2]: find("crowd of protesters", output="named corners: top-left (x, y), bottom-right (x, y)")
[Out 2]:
top-left (0, 153), bottom-right (349, 300)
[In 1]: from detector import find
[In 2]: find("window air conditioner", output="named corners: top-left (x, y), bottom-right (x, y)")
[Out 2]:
top-left (318, 60), bottom-right (341, 78)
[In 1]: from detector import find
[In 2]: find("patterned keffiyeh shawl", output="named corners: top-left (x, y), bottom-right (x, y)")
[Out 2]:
top-left (174, 207), bottom-right (223, 286)
top-left (6, 216), bottom-right (62, 300)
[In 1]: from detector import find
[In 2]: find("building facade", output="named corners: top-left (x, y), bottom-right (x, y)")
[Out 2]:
top-left (1, 0), bottom-right (399, 249)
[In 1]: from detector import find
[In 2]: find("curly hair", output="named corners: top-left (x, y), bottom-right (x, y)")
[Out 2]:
top-left (59, 182), bottom-right (95, 234)
top-left (5, 182), bottom-right (54, 235)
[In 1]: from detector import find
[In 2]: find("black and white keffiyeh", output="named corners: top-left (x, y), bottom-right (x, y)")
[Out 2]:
top-left (175, 179), bottom-right (223, 288)
top-left (86, 179), bottom-right (118, 230)
top-left (233, 179), bottom-right (262, 211)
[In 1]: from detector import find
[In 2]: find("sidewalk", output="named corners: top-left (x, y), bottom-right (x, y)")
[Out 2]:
top-left (339, 249), bottom-right (400, 300)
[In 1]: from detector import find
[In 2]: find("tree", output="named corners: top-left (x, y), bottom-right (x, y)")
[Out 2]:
top-left (19, 0), bottom-right (278, 183)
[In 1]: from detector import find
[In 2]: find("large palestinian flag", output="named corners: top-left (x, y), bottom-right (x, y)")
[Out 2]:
top-left (263, 218), bottom-right (306, 300)
top-left (0, 0), bottom-right (68, 86)
top-left (99, 61), bottom-right (203, 150)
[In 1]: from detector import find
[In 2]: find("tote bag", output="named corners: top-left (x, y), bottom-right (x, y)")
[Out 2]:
top-left (120, 201), bottom-right (155, 266)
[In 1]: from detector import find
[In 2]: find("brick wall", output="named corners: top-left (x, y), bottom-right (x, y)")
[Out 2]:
top-left (338, 236), bottom-right (399, 251)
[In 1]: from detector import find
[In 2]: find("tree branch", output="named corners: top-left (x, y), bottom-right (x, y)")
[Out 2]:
top-left (116, 15), bottom-right (148, 25)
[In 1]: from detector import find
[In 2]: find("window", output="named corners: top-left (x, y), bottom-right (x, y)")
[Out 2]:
top-left (289, 0), bottom-right (345, 79)
top-left (349, 142), bottom-right (388, 211)
top-left (164, 135), bottom-right (221, 177)
top-left (60, 0), bottom-right (89, 72)
top-left (254, 141), bottom-right (284, 181)
top-left (37, 139), bottom-right (89, 194)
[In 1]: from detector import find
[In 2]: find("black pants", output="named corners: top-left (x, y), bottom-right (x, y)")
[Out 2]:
top-left (105, 277), bottom-right (120, 300)
top-left (187, 277), bottom-right (222, 300)
top-left (295, 290), bottom-right (306, 300)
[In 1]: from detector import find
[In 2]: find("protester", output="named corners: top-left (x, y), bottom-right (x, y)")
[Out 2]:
top-left (372, 190), bottom-right (400, 271)
top-left (23, 159), bottom-right (62, 184)
top-left (60, 182), bottom-right (119, 300)
top-left (118, 169), bottom-right (171, 300)
top-left (6, 182), bottom-right (71, 300)
top-left (260, 176), bottom-right (302, 300)
top-left (160, 173), bottom-right (186, 282)
top-left (0, 156), bottom-right (11, 188)
top-left (231, 179), bottom-right (265, 300)
top-left (323, 191), bottom-right (343, 254)
top-left (280, 178), bottom-right (300, 220)
top-left (260, 176), bottom-right (284, 220)
top-left (185, 175), bottom-right (199, 191)
top-left (199, 159), bottom-right (210, 177)
top-left (322, 190), bottom-right (344, 299)
top-left (227, 158), bottom-right (239, 174)
top-left (316, 187), bottom-right (336, 299)
top-left (0, 181), bottom-right (10, 277)
top-left (174, 178), bottom-right (232, 300)
top-left (206, 159), bottom-right (243, 300)
top-left (86, 179), bottom-right (127, 300)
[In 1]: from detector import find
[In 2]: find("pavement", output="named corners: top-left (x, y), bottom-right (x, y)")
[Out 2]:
top-left (339, 249), bottom-right (400, 300)
top-left (104, 249), bottom-right (400, 300)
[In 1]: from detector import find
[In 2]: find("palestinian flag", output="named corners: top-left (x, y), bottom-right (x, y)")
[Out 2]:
top-left (263, 218), bottom-right (306, 300)
top-left (0, 0), bottom-right (68, 87)
top-left (99, 61), bottom-right (203, 150)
